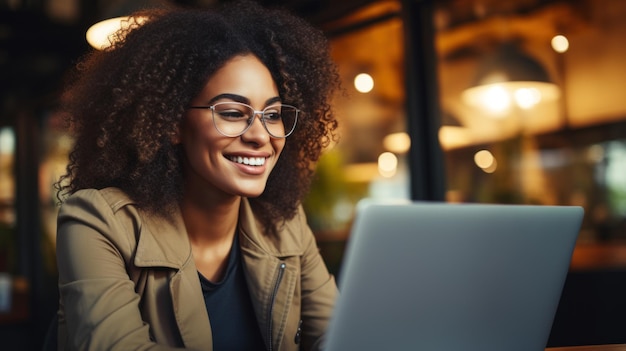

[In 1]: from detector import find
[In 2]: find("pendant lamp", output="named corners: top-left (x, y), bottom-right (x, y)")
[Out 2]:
top-left (86, 0), bottom-right (165, 49)
top-left (462, 43), bottom-right (560, 114)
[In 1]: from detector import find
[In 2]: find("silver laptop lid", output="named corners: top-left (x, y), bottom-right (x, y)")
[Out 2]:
top-left (325, 202), bottom-right (583, 351)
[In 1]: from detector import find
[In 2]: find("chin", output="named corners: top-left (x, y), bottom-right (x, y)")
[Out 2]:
top-left (234, 187), bottom-right (267, 199)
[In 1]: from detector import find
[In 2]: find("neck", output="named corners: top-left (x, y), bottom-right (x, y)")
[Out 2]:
top-left (180, 192), bottom-right (241, 246)
top-left (179, 183), bottom-right (243, 281)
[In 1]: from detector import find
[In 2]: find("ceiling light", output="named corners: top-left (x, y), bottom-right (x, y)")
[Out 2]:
top-left (354, 73), bottom-right (374, 93)
top-left (378, 152), bottom-right (398, 178)
top-left (462, 43), bottom-right (560, 114)
top-left (551, 35), bottom-right (569, 53)
top-left (86, 16), bottom-right (148, 50)
top-left (383, 132), bottom-right (411, 154)
top-left (86, 0), bottom-right (163, 49)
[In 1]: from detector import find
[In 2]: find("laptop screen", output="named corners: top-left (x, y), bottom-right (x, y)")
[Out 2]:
top-left (324, 202), bottom-right (583, 351)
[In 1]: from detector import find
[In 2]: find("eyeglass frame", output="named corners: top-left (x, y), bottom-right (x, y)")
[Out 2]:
top-left (188, 101), bottom-right (299, 138)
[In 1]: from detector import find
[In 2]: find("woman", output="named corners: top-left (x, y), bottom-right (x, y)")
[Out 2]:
top-left (54, 1), bottom-right (340, 350)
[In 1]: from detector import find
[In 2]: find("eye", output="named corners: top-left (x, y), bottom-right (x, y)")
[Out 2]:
top-left (263, 107), bottom-right (282, 123)
top-left (213, 103), bottom-right (251, 120)
top-left (217, 109), bottom-right (248, 119)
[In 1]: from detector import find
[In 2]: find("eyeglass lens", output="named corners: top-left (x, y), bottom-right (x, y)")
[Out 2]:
top-left (212, 102), bottom-right (297, 137)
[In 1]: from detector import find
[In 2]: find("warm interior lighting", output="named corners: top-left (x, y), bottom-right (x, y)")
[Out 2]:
top-left (482, 159), bottom-right (497, 173)
top-left (438, 126), bottom-right (472, 150)
top-left (463, 81), bottom-right (559, 115)
top-left (474, 149), bottom-right (494, 168)
top-left (86, 15), bottom-right (147, 50)
top-left (462, 43), bottom-right (560, 114)
top-left (354, 73), bottom-right (374, 93)
top-left (551, 35), bottom-right (570, 53)
top-left (514, 87), bottom-right (542, 109)
top-left (378, 152), bottom-right (398, 178)
top-left (383, 132), bottom-right (411, 154)
top-left (471, 84), bottom-right (511, 114)
top-left (474, 149), bottom-right (497, 173)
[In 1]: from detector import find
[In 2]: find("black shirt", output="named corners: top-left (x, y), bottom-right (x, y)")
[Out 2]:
top-left (198, 234), bottom-right (266, 351)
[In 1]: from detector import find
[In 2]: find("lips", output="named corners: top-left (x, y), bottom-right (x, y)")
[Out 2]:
top-left (227, 155), bottom-right (267, 166)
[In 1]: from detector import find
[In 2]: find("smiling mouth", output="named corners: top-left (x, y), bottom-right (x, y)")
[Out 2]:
top-left (227, 155), bottom-right (267, 166)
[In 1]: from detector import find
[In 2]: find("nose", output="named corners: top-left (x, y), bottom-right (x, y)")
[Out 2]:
top-left (241, 112), bottom-right (271, 144)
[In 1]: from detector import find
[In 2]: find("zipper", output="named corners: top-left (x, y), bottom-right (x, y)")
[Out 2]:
top-left (267, 262), bottom-right (286, 351)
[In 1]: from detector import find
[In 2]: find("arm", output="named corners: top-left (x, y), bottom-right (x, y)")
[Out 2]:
top-left (56, 190), bottom-right (191, 351)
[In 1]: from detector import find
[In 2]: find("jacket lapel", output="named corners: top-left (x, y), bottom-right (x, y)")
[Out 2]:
top-left (169, 260), bottom-right (213, 349)
top-left (239, 200), bottom-right (298, 351)
top-left (134, 207), bottom-right (213, 349)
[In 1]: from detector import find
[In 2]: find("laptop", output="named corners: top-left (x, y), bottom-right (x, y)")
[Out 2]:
top-left (324, 202), bottom-right (584, 351)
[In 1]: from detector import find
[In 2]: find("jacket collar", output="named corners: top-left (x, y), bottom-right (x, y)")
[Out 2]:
top-left (238, 198), bottom-right (303, 257)
top-left (133, 205), bottom-right (192, 269)
top-left (132, 197), bottom-right (302, 267)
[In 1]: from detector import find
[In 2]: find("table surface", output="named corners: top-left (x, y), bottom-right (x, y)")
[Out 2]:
top-left (548, 345), bottom-right (626, 351)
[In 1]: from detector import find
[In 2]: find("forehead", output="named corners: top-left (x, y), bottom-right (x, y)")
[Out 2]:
top-left (198, 55), bottom-right (279, 104)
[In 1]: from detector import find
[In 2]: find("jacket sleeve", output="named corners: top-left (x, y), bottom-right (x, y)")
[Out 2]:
top-left (296, 207), bottom-right (338, 351)
top-left (56, 189), bottom-right (193, 351)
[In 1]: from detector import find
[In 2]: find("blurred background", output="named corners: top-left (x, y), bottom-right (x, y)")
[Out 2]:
top-left (1, 0), bottom-right (626, 349)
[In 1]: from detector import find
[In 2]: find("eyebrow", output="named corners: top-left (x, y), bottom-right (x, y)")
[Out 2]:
top-left (207, 93), bottom-right (282, 107)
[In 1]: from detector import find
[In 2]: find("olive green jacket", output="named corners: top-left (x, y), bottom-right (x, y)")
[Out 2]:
top-left (56, 187), bottom-right (337, 351)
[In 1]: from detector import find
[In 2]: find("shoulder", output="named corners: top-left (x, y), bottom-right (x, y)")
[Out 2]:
top-left (57, 187), bottom-right (142, 250)
top-left (242, 199), bottom-right (314, 256)
top-left (280, 205), bottom-right (311, 241)
top-left (60, 187), bottom-right (135, 215)
top-left (58, 187), bottom-right (191, 269)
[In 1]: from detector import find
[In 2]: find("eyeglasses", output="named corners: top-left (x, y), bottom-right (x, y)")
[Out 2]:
top-left (188, 101), bottom-right (299, 138)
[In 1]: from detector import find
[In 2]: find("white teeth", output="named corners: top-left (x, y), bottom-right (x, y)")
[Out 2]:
top-left (229, 156), bottom-right (266, 166)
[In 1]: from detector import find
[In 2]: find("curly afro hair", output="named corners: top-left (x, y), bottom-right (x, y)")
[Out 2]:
top-left (56, 0), bottom-right (340, 234)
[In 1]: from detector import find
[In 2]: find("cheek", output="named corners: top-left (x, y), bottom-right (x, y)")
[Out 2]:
top-left (181, 117), bottom-right (220, 147)
top-left (272, 139), bottom-right (286, 156)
